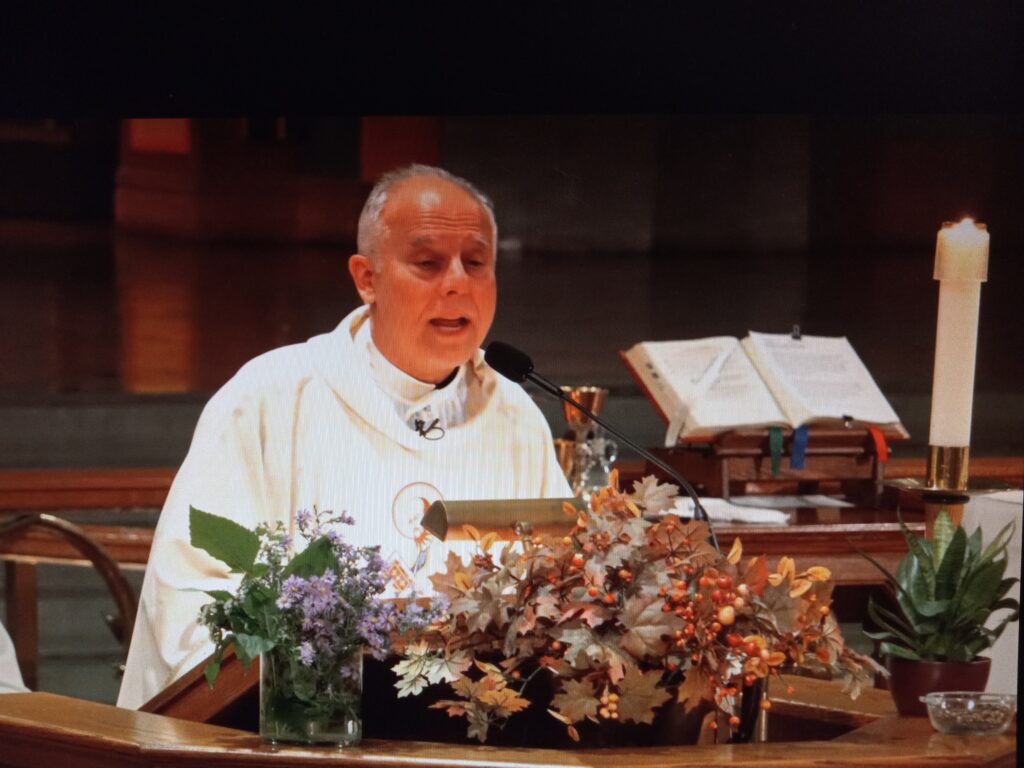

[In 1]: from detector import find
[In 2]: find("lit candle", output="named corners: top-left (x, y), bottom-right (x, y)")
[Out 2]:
top-left (929, 218), bottom-right (989, 448)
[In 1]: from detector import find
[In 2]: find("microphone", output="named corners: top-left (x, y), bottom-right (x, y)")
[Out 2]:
top-left (485, 341), bottom-right (719, 552)
top-left (413, 417), bottom-right (445, 440)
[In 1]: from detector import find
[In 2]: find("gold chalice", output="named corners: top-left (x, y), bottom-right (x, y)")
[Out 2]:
top-left (560, 385), bottom-right (608, 436)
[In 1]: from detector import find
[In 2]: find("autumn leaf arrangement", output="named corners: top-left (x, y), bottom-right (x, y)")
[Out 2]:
top-left (392, 472), bottom-right (884, 744)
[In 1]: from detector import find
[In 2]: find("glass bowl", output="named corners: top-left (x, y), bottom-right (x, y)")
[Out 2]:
top-left (919, 692), bottom-right (1016, 736)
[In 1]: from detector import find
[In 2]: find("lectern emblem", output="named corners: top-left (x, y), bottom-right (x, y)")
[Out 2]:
top-left (390, 481), bottom-right (443, 541)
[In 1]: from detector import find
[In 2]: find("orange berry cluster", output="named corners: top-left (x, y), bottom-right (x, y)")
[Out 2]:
top-left (598, 691), bottom-right (620, 720)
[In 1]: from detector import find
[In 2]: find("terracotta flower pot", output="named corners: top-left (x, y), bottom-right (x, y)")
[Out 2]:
top-left (886, 656), bottom-right (991, 717)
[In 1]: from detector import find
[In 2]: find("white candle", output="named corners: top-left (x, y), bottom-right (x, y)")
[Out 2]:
top-left (929, 219), bottom-right (989, 447)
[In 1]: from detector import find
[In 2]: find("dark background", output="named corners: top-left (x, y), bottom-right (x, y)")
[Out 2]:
top-left (0, 113), bottom-right (1021, 466)
top-left (0, 3), bottom-right (1021, 465)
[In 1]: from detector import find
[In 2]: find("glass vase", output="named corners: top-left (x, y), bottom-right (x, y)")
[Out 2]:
top-left (259, 646), bottom-right (363, 746)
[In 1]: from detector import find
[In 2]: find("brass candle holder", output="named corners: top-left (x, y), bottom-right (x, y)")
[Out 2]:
top-left (887, 447), bottom-right (1015, 533)
top-left (926, 445), bottom-right (970, 491)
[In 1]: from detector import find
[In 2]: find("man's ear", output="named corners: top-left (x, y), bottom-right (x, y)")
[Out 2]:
top-left (348, 254), bottom-right (376, 304)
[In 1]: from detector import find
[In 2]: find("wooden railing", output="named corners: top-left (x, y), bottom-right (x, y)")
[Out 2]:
top-left (0, 685), bottom-right (1016, 768)
top-left (0, 468), bottom-right (172, 689)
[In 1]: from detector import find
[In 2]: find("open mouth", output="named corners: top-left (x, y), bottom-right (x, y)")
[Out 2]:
top-left (430, 317), bottom-right (469, 331)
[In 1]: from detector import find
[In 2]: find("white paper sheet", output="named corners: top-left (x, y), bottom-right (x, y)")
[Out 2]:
top-left (668, 497), bottom-right (790, 525)
top-left (729, 494), bottom-right (855, 509)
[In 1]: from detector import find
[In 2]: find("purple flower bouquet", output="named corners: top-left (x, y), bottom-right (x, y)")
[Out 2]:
top-left (190, 505), bottom-right (441, 745)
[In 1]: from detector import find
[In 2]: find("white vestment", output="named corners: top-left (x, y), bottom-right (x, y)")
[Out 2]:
top-left (0, 620), bottom-right (28, 694)
top-left (117, 307), bottom-right (570, 709)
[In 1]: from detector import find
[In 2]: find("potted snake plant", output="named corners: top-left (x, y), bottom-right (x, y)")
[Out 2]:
top-left (861, 508), bottom-right (1019, 716)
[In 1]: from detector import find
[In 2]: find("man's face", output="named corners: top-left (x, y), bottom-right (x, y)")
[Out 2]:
top-left (348, 176), bottom-right (497, 383)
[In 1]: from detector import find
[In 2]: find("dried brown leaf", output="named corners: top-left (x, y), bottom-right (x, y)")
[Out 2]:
top-left (551, 678), bottom-right (600, 723)
top-left (619, 595), bottom-right (684, 659)
top-left (480, 531), bottom-right (498, 553)
top-left (614, 666), bottom-right (672, 724)
top-left (675, 666), bottom-right (713, 713)
top-left (726, 537), bottom-right (743, 565)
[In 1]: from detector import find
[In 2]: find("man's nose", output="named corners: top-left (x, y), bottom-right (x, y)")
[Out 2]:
top-left (441, 258), bottom-right (469, 294)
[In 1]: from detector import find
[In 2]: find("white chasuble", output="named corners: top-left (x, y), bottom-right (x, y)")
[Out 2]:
top-left (117, 306), bottom-right (570, 709)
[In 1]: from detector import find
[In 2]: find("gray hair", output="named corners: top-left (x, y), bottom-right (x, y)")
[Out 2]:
top-left (356, 164), bottom-right (497, 263)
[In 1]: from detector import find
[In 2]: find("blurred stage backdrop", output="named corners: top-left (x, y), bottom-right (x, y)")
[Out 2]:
top-left (1, 115), bottom-right (1021, 465)
top-left (1, 115), bottom-right (1022, 704)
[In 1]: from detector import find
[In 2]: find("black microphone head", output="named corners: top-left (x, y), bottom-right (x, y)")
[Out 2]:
top-left (484, 341), bottom-right (534, 383)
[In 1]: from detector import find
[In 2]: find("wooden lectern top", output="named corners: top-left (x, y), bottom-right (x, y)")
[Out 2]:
top-left (0, 688), bottom-right (1016, 768)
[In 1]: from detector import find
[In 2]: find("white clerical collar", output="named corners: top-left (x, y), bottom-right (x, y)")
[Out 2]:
top-left (355, 316), bottom-right (469, 430)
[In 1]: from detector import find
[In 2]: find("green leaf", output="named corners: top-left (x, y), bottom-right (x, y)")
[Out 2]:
top-left (931, 509), bottom-right (954, 570)
top-left (960, 637), bottom-right (991, 660)
top-left (189, 506), bottom-right (259, 573)
top-left (959, 559), bottom-right (1005, 616)
top-left (979, 520), bottom-right (1016, 563)
top-left (990, 596), bottom-right (1021, 614)
top-left (914, 598), bottom-right (951, 617)
top-left (912, 618), bottom-right (941, 636)
top-left (934, 526), bottom-right (967, 600)
top-left (242, 583), bottom-right (277, 619)
top-left (867, 597), bottom-right (920, 652)
top-left (987, 609), bottom-right (1021, 644)
top-left (896, 556), bottom-right (934, 620)
top-left (204, 658), bottom-right (221, 687)
top-left (966, 526), bottom-right (982, 559)
top-left (281, 536), bottom-right (336, 578)
top-left (993, 577), bottom-right (1019, 602)
top-left (204, 590), bottom-right (235, 602)
top-left (251, 563), bottom-right (270, 578)
top-left (234, 632), bottom-right (276, 664)
top-left (881, 642), bottom-right (921, 661)
top-left (920, 633), bottom-right (954, 658)
top-left (856, 547), bottom-right (914, 603)
top-left (903, 528), bottom-right (935, 593)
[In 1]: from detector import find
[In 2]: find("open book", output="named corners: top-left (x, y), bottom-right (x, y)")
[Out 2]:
top-left (621, 332), bottom-right (907, 446)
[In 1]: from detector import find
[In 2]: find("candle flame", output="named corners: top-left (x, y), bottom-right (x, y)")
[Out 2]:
top-left (945, 217), bottom-right (986, 233)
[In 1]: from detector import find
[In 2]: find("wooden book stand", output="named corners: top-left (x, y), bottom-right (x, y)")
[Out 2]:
top-left (650, 427), bottom-right (906, 502)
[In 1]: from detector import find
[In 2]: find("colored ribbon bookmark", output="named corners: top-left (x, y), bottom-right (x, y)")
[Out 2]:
top-left (790, 425), bottom-right (809, 470)
top-left (768, 426), bottom-right (783, 476)
top-left (866, 424), bottom-right (890, 463)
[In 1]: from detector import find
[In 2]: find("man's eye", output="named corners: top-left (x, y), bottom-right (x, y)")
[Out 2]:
top-left (417, 260), bottom-right (438, 269)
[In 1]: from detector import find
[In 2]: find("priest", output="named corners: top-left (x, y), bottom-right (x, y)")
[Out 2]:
top-left (117, 165), bottom-right (570, 709)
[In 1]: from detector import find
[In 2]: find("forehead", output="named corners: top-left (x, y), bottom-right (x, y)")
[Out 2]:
top-left (381, 177), bottom-right (494, 244)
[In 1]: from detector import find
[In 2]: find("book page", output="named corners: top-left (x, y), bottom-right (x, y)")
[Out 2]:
top-left (743, 332), bottom-right (901, 427)
top-left (623, 337), bottom-right (737, 445)
top-left (641, 336), bottom-right (739, 394)
top-left (685, 342), bottom-right (788, 436)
